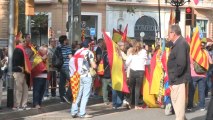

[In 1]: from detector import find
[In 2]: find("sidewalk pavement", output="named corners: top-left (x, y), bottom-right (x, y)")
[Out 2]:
top-left (0, 90), bottom-right (103, 120)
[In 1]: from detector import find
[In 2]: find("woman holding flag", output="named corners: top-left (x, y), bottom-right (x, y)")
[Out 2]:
top-left (126, 40), bottom-right (147, 109)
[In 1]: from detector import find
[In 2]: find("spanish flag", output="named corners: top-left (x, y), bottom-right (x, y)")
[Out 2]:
top-left (103, 31), bottom-right (129, 93)
top-left (168, 9), bottom-right (175, 35)
top-left (150, 50), bottom-right (164, 95)
top-left (190, 27), bottom-right (209, 70)
top-left (112, 29), bottom-right (123, 43)
top-left (31, 50), bottom-right (47, 79)
top-left (121, 24), bottom-right (128, 42)
top-left (15, 45), bottom-right (31, 74)
top-left (142, 66), bottom-right (158, 108)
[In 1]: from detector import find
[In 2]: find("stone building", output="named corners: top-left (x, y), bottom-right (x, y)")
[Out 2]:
top-left (0, 0), bottom-right (212, 46)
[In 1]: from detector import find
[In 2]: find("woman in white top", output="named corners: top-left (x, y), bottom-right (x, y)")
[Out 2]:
top-left (125, 40), bottom-right (147, 109)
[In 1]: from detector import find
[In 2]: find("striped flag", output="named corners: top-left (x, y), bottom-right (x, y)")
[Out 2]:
top-left (121, 24), bottom-right (128, 42)
top-left (142, 66), bottom-right (158, 108)
top-left (112, 29), bottom-right (123, 43)
top-left (168, 9), bottom-right (175, 35)
top-left (31, 53), bottom-right (47, 79)
top-left (150, 50), bottom-right (164, 95)
top-left (103, 31), bottom-right (129, 93)
top-left (15, 45), bottom-right (31, 74)
top-left (190, 27), bottom-right (209, 70)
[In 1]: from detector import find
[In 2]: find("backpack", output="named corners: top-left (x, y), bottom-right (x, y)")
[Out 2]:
top-left (193, 61), bottom-right (207, 74)
top-left (52, 47), bottom-right (64, 70)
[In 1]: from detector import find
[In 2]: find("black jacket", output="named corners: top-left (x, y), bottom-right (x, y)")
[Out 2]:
top-left (102, 51), bottom-right (111, 79)
top-left (167, 36), bottom-right (191, 85)
top-left (12, 48), bottom-right (25, 72)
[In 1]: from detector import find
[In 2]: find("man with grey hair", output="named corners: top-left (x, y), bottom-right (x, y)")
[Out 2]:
top-left (167, 25), bottom-right (191, 120)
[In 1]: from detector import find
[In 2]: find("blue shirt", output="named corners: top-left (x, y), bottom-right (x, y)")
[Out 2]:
top-left (61, 45), bottom-right (72, 69)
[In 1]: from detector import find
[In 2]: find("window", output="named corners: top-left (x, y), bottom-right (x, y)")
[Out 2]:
top-left (196, 20), bottom-right (208, 38)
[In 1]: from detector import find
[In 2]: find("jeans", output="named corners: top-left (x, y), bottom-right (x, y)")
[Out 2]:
top-left (102, 78), bottom-right (111, 103)
top-left (128, 69), bottom-right (144, 106)
top-left (44, 71), bottom-right (57, 97)
top-left (205, 68), bottom-right (213, 96)
top-left (188, 77), bottom-right (206, 109)
top-left (59, 68), bottom-right (70, 100)
top-left (71, 77), bottom-right (93, 116)
top-left (33, 77), bottom-right (46, 106)
top-left (112, 90), bottom-right (123, 108)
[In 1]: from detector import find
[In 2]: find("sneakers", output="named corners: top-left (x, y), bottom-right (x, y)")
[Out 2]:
top-left (12, 107), bottom-right (23, 111)
top-left (200, 108), bottom-right (205, 111)
top-left (71, 114), bottom-right (78, 118)
top-left (126, 102), bottom-right (131, 109)
top-left (35, 105), bottom-right (41, 109)
top-left (43, 96), bottom-right (50, 101)
top-left (63, 96), bottom-right (71, 104)
top-left (79, 114), bottom-right (93, 118)
top-left (23, 105), bottom-right (31, 110)
top-left (165, 103), bottom-right (172, 115)
top-left (104, 102), bottom-right (110, 106)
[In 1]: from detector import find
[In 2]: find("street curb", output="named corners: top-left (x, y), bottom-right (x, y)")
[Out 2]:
top-left (0, 98), bottom-right (103, 120)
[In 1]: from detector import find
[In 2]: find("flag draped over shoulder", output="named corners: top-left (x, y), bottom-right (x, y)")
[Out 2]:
top-left (150, 50), bottom-right (164, 95)
top-left (69, 48), bottom-right (86, 103)
top-left (31, 52), bottom-right (47, 79)
top-left (121, 24), bottom-right (128, 42)
top-left (103, 31), bottom-right (129, 93)
top-left (190, 27), bottom-right (209, 70)
top-left (112, 29), bottom-right (123, 43)
top-left (15, 45), bottom-right (31, 74)
top-left (142, 66), bottom-right (158, 108)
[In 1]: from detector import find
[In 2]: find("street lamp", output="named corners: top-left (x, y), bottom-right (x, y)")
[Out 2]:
top-left (165, 0), bottom-right (191, 23)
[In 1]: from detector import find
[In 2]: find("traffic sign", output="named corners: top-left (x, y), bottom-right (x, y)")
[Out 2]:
top-left (199, 33), bottom-right (203, 39)
top-left (90, 28), bottom-right (96, 36)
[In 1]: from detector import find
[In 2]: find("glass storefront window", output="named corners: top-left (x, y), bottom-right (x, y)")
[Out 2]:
top-left (196, 19), bottom-right (208, 38)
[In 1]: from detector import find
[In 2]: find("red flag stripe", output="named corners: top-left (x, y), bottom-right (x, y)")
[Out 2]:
top-left (190, 32), bottom-right (199, 55)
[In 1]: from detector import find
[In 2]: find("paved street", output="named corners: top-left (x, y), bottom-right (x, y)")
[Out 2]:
top-left (24, 101), bottom-right (209, 120)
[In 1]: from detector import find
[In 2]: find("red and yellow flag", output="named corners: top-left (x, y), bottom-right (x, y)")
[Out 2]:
top-left (112, 29), bottom-right (123, 43)
top-left (15, 45), bottom-right (31, 74)
top-left (150, 50), bottom-right (164, 95)
top-left (121, 24), bottom-right (128, 42)
top-left (190, 27), bottom-right (209, 70)
top-left (31, 53), bottom-right (47, 79)
top-left (103, 31), bottom-right (129, 93)
top-left (70, 72), bottom-right (80, 103)
top-left (142, 66), bottom-right (158, 108)
top-left (168, 9), bottom-right (175, 35)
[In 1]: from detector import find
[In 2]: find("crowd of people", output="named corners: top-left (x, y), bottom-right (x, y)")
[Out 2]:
top-left (0, 24), bottom-right (212, 120)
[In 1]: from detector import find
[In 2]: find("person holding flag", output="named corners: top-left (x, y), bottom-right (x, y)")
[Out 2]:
top-left (70, 39), bottom-right (96, 118)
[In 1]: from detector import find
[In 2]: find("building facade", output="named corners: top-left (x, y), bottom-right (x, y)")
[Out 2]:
top-left (0, 0), bottom-right (212, 45)
top-left (0, 0), bottom-right (9, 47)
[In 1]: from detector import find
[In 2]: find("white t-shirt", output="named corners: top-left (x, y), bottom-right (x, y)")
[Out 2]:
top-left (125, 49), bottom-right (147, 71)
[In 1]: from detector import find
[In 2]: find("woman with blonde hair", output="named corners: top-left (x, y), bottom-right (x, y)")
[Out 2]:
top-left (126, 40), bottom-right (147, 109)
